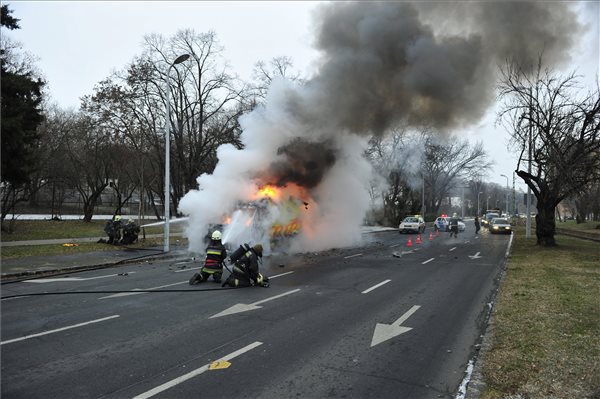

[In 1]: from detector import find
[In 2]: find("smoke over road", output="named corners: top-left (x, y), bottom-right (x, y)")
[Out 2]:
top-left (179, 2), bottom-right (582, 254)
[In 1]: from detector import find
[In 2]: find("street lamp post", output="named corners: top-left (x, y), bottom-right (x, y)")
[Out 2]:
top-left (477, 191), bottom-right (483, 217)
top-left (164, 53), bottom-right (190, 253)
top-left (500, 174), bottom-right (509, 216)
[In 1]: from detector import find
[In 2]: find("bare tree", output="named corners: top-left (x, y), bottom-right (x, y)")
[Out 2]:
top-left (252, 56), bottom-right (304, 102)
top-left (422, 135), bottom-right (491, 216)
top-left (59, 112), bottom-right (115, 222)
top-left (139, 30), bottom-right (250, 214)
top-left (365, 129), bottom-right (425, 225)
top-left (498, 61), bottom-right (600, 245)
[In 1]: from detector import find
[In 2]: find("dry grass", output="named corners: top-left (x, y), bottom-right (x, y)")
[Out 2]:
top-left (0, 237), bottom-right (188, 260)
top-left (0, 219), bottom-right (182, 242)
top-left (480, 227), bottom-right (600, 399)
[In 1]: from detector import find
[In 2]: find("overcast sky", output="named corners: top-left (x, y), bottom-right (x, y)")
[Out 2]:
top-left (4, 1), bottom-right (599, 190)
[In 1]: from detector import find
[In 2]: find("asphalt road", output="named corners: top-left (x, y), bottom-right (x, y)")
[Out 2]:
top-left (1, 225), bottom-right (511, 399)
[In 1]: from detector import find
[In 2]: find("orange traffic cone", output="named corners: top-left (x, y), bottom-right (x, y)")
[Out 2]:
top-left (416, 234), bottom-right (422, 244)
top-left (429, 232), bottom-right (433, 241)
top-left (407, 237), bottom-right (413, 247)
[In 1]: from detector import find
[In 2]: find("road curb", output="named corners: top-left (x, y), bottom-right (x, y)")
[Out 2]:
top-left (461, 233), bottom-right (514, 398)
top-left (0, 252), bottom-right (186, 284)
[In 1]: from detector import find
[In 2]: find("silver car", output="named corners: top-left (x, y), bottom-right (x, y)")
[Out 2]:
top-left (489, 218), bottom-right (512, 234)
top-left (398, 216), bottom-right (426, 234)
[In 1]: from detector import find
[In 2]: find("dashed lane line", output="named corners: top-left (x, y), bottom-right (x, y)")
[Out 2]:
top-left (344, 253), bottom-right (363, 259)
top-left (133, 341), bottom-right (263, 399)
top-left (362, 279), bottom-right (391, 294)
top-left (99, 282), bottom-right (187, 299)
top-left (422, 258), bottom-right (435, 265)
top-left (1, 315), bottom-right (120, 345)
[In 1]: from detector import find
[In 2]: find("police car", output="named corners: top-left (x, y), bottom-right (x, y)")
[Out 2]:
top-left (434, 214), bottom-right (465, 232)
top-left (398, 215), bottom-right (426, 234)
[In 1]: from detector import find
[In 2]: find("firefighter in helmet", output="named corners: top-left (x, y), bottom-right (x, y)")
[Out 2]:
top-left (222, 243), bottom-right (269, 288)
top-left (189, 230), bottom-right (227, 284)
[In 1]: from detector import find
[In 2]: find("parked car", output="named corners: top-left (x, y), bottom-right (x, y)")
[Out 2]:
top-left (489, 218), bottom-right (512, 234)
top-left (398, 215), bottom-right (426, 234)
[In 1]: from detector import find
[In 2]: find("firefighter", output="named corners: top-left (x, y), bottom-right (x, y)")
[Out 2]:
top-left (121, 219), bottom-right (140, 245)
top-left (104, 215), bottom-right (122, 245)
top-left (222, 243), bottom-right (270, 288)
top-left (189, 230), bottom-right (227, 284)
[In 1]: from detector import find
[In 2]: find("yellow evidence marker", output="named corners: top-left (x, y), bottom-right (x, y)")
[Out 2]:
top-left (209, 360), bottom-right (231, 370)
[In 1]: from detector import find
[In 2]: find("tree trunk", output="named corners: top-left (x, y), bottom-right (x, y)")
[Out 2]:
top-left (535, 202), bottom-right (556, 246)
top-left (82, 187), bottom-right (106, 222)
top-left (83, 201), bottom-right (95, 222)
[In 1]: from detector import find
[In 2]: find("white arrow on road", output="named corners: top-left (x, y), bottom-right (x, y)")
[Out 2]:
top-left (209, 289), bottom-right (301, 318)
top-left (371, 305), bottom-right (420, 347)
top-left (468, 252), bottom-right (482, 259)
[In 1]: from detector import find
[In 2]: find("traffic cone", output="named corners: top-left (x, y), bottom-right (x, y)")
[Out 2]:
top-left (429, 232), bottom-right (433, 241)
top-left (407, 237), bottom-right (413, 247)
top-left (416, 234), bottom-right (422, 244)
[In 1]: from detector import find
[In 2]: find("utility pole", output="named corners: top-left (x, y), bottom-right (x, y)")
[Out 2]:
top-left (164, 53), bottom-right (190, 253)
top-left (526, 87), bottom-right (532, 239)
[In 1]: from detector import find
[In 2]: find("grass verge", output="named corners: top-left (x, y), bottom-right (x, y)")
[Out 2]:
top-left (1, 236), bottom-right (188, 260)
top-left (1, 219), bottom-right (181, 242)
top-left (480, 226), bottom-right (600, 398)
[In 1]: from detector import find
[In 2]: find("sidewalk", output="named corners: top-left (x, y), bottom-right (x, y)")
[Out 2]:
top-left (1, 244), bottom-right (190, 282)
top-left (0, 227), bottom-right (396, 282)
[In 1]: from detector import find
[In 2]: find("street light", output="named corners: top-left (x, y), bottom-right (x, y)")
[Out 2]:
top-left (477, 191), bottom-right (483, 216)
top-left (500, 174), bottom-right (509, 216)
top-left (164, 53), bottom-right (190, 253)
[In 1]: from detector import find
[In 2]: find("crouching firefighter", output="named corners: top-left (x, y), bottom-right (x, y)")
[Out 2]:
top-left (189, 230), bottom-right (227, 284)
top-left (222, 243), bottom-right (270, 288)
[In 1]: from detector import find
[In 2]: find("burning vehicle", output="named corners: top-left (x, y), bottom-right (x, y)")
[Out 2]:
top-left (218, 183), bottom-right (312, 255)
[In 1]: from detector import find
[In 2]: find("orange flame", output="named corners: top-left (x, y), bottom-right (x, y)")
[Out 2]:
top-left (254, 184), bottom-right (281, 201)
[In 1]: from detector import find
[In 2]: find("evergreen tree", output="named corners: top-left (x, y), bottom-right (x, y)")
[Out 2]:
top-left (1, 4), bottom-right (45, 223)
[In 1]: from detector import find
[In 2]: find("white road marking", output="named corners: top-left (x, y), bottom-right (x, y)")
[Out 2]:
top-left (1, 315), bottom-right (120, 345)
top-left (389, 243), bottom-right (401, 248)
top-left (449, 247), bottom-right (457, 252)
top-left (371, 305), bottom-right (420, 347)
top-left (210, 289), bottom-right (301, 318)
top-left (173, 266), bottom-right (201, 273)
top-left (468, 252), bottom-right (482, 259)
top-left (133, 341), bottom-right (263, 399)
top-left (362, 279), bottom-right (391, 294)
top-left (269, 271), bottom-right (294, 279)
top-left (422, 258), bottom-right (435, 264)
top-left (99, 281), bottom-right (187, 299)
top-left (24, 272), bottom-right (136, 283)
top-left (344, 253), bottom-right (363, 259)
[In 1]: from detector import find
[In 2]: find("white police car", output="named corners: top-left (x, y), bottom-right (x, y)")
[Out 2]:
top-left (434, 214), bottom-right (465, 232)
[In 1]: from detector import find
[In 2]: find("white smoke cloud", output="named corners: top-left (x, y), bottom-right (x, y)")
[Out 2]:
top-left (178, 78), bottom-right (374, 254)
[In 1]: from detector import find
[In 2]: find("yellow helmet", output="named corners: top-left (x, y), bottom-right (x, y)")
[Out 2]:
top-left (211, 230), bottom-right (222, 240)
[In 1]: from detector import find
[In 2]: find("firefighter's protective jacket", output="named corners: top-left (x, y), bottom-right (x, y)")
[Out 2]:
top-left (202, 241), bottom-right (227, 274)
